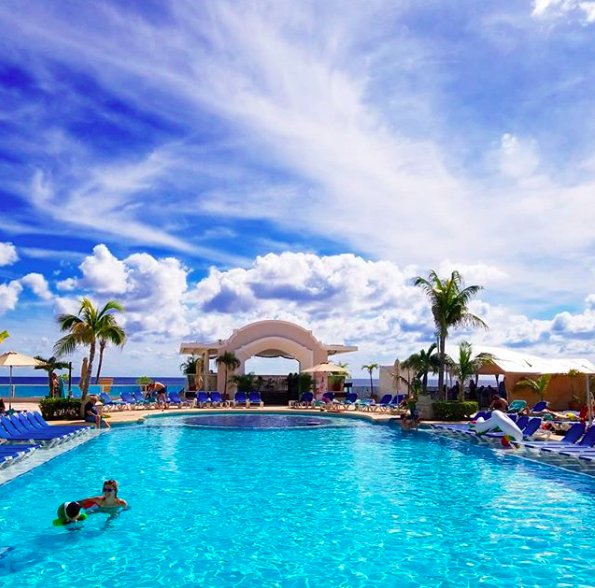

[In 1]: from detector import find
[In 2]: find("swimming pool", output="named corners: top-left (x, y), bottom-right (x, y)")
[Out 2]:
top-left (1, 413), bottom-right (594, 587)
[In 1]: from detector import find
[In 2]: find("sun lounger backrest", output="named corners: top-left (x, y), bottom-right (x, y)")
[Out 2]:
top-left (516, 415), bottom-right (529, 429)
top-left (531, 401), bottom-right (548, 412)
top-left (522, 418), bottom-right (542, 437)
top-left (560, 422), bottom-right (586, 444)
top-left (378, 394), bottom-right (392, 405)
top-left (577, 425), bottom-right (595, 447)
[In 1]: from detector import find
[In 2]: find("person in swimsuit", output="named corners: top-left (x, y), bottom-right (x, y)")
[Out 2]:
top-left (150, 381), bottom-right (168, 409)
top-left (78, 479), bottom-right (128, 512)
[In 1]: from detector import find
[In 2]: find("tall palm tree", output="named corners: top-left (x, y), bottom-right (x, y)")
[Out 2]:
top-left (34, 355), bottom-right (70, 396)
top-left (54, 298), bottom-right (124, 399)
top-left (402, 344), bottom-right (440, 394)
top-left (94, 316), bottom-right (126, 383)
top-left (414, 270), bottom-right (487, 398)
top-left (216, 351), bottom-right (240, 400)
top-left (361, 363), bottom-right (379, 397)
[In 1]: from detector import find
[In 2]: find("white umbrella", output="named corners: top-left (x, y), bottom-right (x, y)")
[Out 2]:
top-left (301, 362), bottom-right (348, 374)
top-left (0, 351), bottom-right (45, 409)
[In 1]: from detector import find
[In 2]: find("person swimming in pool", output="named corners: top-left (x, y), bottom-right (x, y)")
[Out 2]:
top-left (78, 479), bottom-right (128, 512)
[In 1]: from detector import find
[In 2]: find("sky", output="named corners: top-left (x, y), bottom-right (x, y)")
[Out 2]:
top-left (0, 0), bottom-right (594, 379)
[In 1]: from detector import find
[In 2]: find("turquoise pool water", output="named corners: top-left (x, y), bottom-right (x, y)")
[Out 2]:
top-left (1, 414), bottom-right (594, 587)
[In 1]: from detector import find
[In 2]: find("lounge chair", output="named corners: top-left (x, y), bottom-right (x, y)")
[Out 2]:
top-left (541, 425), bottom-right (595, 456)
top-left (209, 391), bottom-right (225, 407)
top-left (0, 415), bottom-right (68, 446)
top-left (120, 391), bottom-right (139, 410)
top-left (529, 401), bottom-right (549, 413)
top-left (507, 400), bottom-right (527, 414)
top-left (521, 422), bottom-right (586, 451)
top-left (233, 391), bottom-right (248, 407)
top-left (168, 390), bottom-right (190, 408)
top-left (133, 391), bottom-right (155, 408)
top-left (341, 393), bottom-right (358, 410)
top-left (297, 392), bottom-right (314, 408)
top-left (388, 394), bottom-right (406, 412)
top-left (100, 392), bottom-right (127, 411)
top-left (375, 394), bottom-right (393, 412)
top-left (248, 391), bottom-right (263, 407)
top-left (24, 412), bottom-right (87, 435)
top-left (196, 391), bottom-right (211, 408)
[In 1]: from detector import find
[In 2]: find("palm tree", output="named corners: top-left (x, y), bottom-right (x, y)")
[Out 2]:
top-left (362, 363), bottom-right (379, 398)
top-left (54, 298), bottom-right (124, 399)
top-left (216, 351), bottom-right (240, 400)
top-left (94, 315), bottom-right (126, 383)
top-left (34, 355), bottom-right (70, 396)
top-left (450, 342), bottom-right (493, 402)
top-left (402, 344), bottom-right (440, 394)
top-left (414, 270), bottom-right (487, 398)
top-left (514, 375), bottom-right (551, 402)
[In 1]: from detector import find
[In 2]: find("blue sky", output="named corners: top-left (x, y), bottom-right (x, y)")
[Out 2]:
top-left (0, 0), bottom-right (594, 377)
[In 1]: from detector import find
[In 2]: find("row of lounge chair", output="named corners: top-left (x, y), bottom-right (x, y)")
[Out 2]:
top-left (0, 411), bottom-right (91, 469)
top-left (99, 390), bottom-right (265, 411)
top-left (290, 392), bottom-right (407, 412)
top-left (431, 411), bottom-right (595, 466)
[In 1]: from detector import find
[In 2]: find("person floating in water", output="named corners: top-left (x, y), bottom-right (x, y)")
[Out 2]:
top-left (53, 501), bottom-right (87, 526)
top-left (78, 479), bottom-right (128, 512)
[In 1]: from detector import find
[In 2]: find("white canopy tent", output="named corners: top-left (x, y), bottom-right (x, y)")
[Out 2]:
top-left (446, 344), bottom-right (595, 423)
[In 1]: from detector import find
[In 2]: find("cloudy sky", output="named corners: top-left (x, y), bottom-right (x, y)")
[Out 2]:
top-left (0, 0), bottom-right (594, 378)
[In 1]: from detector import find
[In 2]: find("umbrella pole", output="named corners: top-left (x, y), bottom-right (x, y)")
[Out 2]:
top-left (9, 365), bottom-right (13, 411)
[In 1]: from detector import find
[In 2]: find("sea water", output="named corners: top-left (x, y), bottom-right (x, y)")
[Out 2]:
top-left (0, 414), bottom-right (594, 587)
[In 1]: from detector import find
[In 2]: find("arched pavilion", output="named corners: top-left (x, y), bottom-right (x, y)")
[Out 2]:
top-left (179, 319), bottom-right (357, 396)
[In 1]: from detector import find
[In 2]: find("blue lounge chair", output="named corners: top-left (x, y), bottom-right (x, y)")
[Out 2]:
top-left (0, 416), bottom-right (67, 445)
top-left (100, 392), bottom-right (127, 411)
top-left (196, 391), bottom-right (211, 408)
top-left (24, 412), bottom-right (87, 435)
top-left (375, 394), bottom-right (393, 411)
top-left (341, 393), bottom-right (358, 410)
top-left (210, 391), bottom-right (224, 406)
top-left (543, 425), bottom-right (595, 456)
top-left (133, 391), bottom-right (154, 408)
top-left (530, 401), bottom-right (549, 413)
top-left (297, 392), bottom-right (314, 408)
top-left (388, 394), bottom-right (406, 412)
top-left (168, 390), bottom-right (189, 408)
top-left (234, 391), bottom-right (247, 407)
top-left (0, 443), bottom-right (38, 468)
top-left (248, 391), bottom-right (263, 407)
top-left (120, 391), bottom-right (139, 409)
top-left (522, 422), bottom-right (586, 451)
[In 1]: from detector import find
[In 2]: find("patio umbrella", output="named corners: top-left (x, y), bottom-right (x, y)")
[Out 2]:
top-left (301, 362), bottom-right (348, 374)
top-left (0, 351), bottom-right (45, 409)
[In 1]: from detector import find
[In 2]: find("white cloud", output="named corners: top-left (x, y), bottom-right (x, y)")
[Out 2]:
top-left (532, 0), bottom-right (595, 22)
top-left (0, 242), bottom-right (18, 266)
top-left (20, 273), bottom-right (53, 301)
top-left (0, 281), bottom-right (23, 315)
top-left (79, 244), bottom-right (129, 294)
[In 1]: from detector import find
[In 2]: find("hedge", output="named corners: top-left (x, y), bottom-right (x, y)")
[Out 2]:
top-left (39, 397), bottom-right (83, 421)
top-left (433, 401), bottom-right (478, 421)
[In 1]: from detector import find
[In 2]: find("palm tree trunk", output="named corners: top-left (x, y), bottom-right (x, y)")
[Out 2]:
top-left (95, 341), bottom-right (106, 384)
top-left (223, 367), bottom-right (228, 400)
top-left (83, 341), bottom-right (96, 398)
top-left (369, 371), bottom-right (374, 397)
top-left (438, 334), bottom-right (446, 400)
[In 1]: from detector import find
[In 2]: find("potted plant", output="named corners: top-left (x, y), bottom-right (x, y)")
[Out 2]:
top-left (180, 355), bottom-right (202, 392)
top-left (328, 362), bottom-right (349, 392)
top-left (230, 373), bottom-right (255, 393)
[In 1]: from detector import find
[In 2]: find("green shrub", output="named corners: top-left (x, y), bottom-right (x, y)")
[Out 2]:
top-left (39, 397), bottom-right (83, 421)
top-left (433, 400), bottom-right (478, 421)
